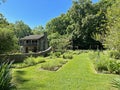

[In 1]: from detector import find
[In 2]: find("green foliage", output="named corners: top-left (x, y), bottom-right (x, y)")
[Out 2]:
top-left (46, 14), bottom-right (69, 35)
top-left (23, 56), bottom-right (45, 67)
top-left (0, 13), bottom-right (9, 28)
top-left (0, 61), bottom-right (15, 90)
top-left (111, 78), bottom-right (120, 89)
top-left (105, 0), bottom-right (120, 52)
top-left (0, 14), bottom-right (18, 54)
top-left (54, 52), bottom-right (62, 58)
top-left (0, 28), bottom-right (17, 54)
top-left (107, 60), bottom-right (120, 74)
top-left (23, 56), bottom-right (36, 66)
top-left (71, 50), bottom-right (86, 55)
top-left (13, 52), bottom-right (117, 90)
top-left (46, 0), bottom-right (112, 50)
top-left (50, 50), bottom-right (76, 59)
top-left (14, 20), bottom-right (32, 38)
top-left (88, 51), bottom-right (98, 60)
top-left (89, 51), bottom-right (120, 74)
top-left (13, 56), bottom-right (45, 68)
top-left (32, 25), bottom-right (45, 35)
top-left (96, 61), bottom-right (108, 72)
top-left (41, 59), bottom-right (67, 71)
top-left (110, 51), bottom-right (120, 59)
top-left (35, 57), bottom-right (46, 63)
top-left (63, 54), bottom-right (73, 59)
top-left (91, 51), bottom-right (108, 72)
top-left (48, 33), bottom-right (70, 52)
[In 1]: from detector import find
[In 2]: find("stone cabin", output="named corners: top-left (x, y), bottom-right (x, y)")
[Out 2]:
top-left (19, 32), bottom-right (48, 53)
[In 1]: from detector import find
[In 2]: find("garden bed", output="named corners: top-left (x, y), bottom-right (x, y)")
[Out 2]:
top-left (40, 60), bottom-right (67, 71)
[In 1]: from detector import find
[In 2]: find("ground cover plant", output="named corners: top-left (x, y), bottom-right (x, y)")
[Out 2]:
top-left (40, 51), bottom-right (73, 71)
top-left (88, 50), bottom-right (120, 89)
top-left (12, 51), bottom-right (118, 90)
top-left (41, 58), bottom-right (67, 71)
top-left (0, 61), bottom-right (15, 90)
top-left (88, 50), bottom-right (120, 74)
top-left (111, 78), bottom-right (120, 89)
top-left (12, 56), bottom-right (45, 68)
top-left (12, 52), bottom-right (72, 71)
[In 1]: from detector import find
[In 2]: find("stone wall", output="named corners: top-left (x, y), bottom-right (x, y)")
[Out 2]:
top-left (0, 47), bottom-right (51, 63)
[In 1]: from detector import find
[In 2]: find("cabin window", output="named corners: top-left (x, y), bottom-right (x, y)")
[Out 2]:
top-left (26, 40), bottom-right (29, 43)
top-left (32, 40), bottom-right (37, 44)
top-left (26, 40), bottom-right (31, 44)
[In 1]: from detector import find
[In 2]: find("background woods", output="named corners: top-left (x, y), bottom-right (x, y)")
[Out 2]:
top-left (0, 0), bottom-right (120, 53)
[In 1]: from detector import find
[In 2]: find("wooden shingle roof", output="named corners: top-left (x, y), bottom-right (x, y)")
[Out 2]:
top-left (20, 35), bottom-right (44, 40)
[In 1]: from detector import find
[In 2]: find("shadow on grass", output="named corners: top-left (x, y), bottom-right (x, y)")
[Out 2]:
top-left (14, 70), bottom-right (47, 89)
top-left (14, 70), bottom-right (29, 84)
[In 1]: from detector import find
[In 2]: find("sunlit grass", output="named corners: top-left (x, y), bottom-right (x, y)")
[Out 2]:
top-left (12, 52), bottom-right (118, 90)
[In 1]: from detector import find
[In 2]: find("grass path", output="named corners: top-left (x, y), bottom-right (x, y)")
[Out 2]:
top-left (13, 53), bottom-right (118, 90)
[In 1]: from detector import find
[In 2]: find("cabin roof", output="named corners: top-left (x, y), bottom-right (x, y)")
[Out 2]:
top-left (20, 35), bottom-right (44, 40)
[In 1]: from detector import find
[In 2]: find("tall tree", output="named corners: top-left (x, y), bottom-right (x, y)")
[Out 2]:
top-left (48, 32), bottom-right (70, 52)
top-left (46, 0), bottom-right (115, 50)
top-left (32, 25), bottom-right (45, 35)
top-left (105, 0), bottom-right (120, 51)
top-left (46, 14), bottom-right (70, 35)
top-left (0, 13), bottom-right (17, 54)
top-left (0, 13), bottom-right (9, 27)
top-left (14, 21), bottom-right (32, 38)
top-left (67, 0), bottom-right (103, 49)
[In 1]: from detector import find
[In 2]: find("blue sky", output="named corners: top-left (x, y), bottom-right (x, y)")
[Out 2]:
top-left (0, 0), bottom-right (99, 29)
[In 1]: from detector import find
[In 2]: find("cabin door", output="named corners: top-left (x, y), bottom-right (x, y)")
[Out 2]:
top-left (33, 47), bottom-right (37, 52)
top-left (25, 47), bottom-right (28, 53)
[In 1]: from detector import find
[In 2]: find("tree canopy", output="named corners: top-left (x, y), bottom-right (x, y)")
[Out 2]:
top-left (46, 0), bottom-right (112, 50)
top-left (0, 0), bottom-right (120, 53)
top-left (105, 0), bottom-right (120, 51)
top-left (14, 20), bottom-right (32, 38)
top-left (0, 13), bottom-right (17, 54)
top-left (32, 25), bottom-right (45, 35)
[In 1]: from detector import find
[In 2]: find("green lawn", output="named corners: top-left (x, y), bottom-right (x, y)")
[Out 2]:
top-left (13, 53), bottom-right (118, 90)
